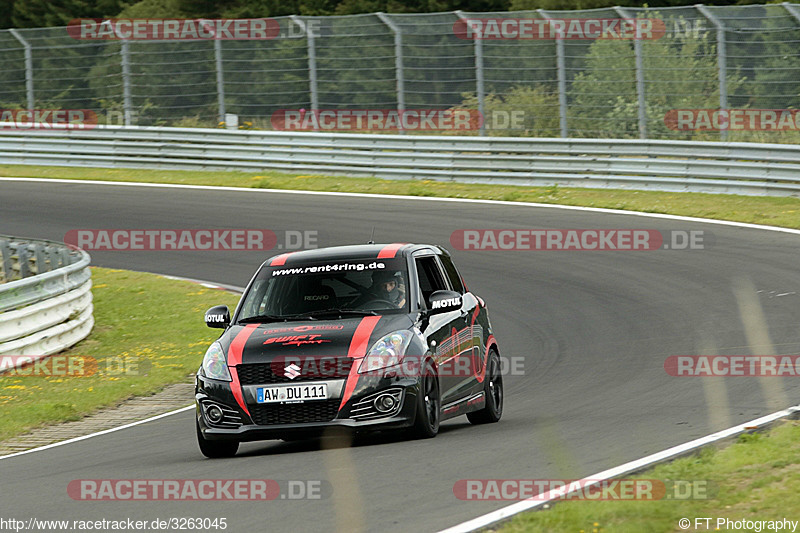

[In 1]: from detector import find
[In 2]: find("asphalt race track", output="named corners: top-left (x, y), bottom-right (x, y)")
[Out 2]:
top-left (2, 179), bottom-right (800, 532)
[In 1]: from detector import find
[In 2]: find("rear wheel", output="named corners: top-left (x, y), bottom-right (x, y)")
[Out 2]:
top-left (412, 361), bottom-right (440, 438)
top-left (467, 349), bottom-right (503, 424)
top-left (196, 421), bottom-right (239, 458)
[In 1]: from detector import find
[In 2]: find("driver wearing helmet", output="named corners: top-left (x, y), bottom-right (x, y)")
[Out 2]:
top-left (370, 270), bottom-right (406, 307)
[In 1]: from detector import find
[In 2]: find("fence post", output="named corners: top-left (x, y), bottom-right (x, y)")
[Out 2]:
top-left (455, 11), bottom-right (485, 136)
top-left (290, 16), bottom-right (319, 114)
top-left (614, 7), bottom-right (647, 139)
top-left (121, 39), bottom-right (134, 126)
top-left (538, 10), bottom-right (568, 138)
top-left (214, 38), bottom-right (226, 124)
top-left (696, 4), bottom-right (727, 141)
top-left (376, 12), bottom-right (405, 134)
top-left (8, 29), bottom-right (34, 110)
top-left (783, 3), bottom-right (800, 25)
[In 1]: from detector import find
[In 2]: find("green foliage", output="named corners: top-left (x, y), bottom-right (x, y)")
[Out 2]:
top-left (10, 0), bottom-right (131, 28)
top-left (567, 18), bottom-right (744, 139)
top-left (1, 1), bottom-right (798, 140)
top-left (459, 84), bottom-right (560, 136)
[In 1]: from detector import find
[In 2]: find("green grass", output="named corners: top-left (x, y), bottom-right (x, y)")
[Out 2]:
top-left (499, 421), bottom-right (800, 532)
top-left (3, 164), bottom-right (800, 230)
top-left (0, 267), bottom-right (240, 441)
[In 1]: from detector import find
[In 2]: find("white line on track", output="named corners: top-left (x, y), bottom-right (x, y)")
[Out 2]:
top-left (3, 176), bottom-right (800, 236)
top-left (0, 405), bottom-right (194, 461)
top-left (5, 176), bottom-right (800, 529)
top-left (438, 405), bottom-right (800, 533)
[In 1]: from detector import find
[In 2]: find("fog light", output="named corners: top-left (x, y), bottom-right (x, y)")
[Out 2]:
top-left (206, 404), bottom-right (224, 424)
top-left (374, 394), bottom-right (397, 413)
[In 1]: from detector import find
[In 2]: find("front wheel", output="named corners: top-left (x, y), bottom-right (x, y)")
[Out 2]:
top-left (196, 421), bottom-right (239, 458)
top-left (467, 350), bottom-right (503, 424)
top-left (411, 361), bottom-right (440, 438)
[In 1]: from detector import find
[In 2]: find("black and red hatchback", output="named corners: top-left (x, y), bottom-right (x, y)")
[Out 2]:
top-left (196, 243), bottom-right (502, 458)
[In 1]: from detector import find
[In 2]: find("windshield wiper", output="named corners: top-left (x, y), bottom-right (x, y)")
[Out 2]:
top-left (238, 313), bottom-right (318, 323)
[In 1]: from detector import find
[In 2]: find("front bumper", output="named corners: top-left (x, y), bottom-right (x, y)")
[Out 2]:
top-left (196, 372), bottom-right (421, 441)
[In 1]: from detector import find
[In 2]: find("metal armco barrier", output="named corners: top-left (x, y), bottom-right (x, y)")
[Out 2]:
top-left (1, 127), bottom-right (799, 196)
top-left (0, 236), bottom-right (93, 365)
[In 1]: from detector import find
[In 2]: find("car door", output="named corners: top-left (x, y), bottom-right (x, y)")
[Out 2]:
top-left (438, 251), bottom-right (485, 400)
top-left (412, 252), bottom-right (469, 405)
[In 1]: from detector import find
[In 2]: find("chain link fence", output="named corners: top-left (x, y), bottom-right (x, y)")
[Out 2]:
top-left (0, 4), bottom-right (799, 141)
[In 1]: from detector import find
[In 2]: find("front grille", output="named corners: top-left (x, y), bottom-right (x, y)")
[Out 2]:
top-left (237, 359), bottom-right (353, 385)
top-left (249, 399), bottom-right (341, 425)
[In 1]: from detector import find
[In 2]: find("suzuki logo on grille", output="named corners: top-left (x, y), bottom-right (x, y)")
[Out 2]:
top-left (284, 363), bottom-right (301, 379)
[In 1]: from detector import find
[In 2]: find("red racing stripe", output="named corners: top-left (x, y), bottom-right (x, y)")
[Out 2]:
top-left (377, 243), bottom-right (405, 259)
top-left (227, 323), bottom-right (259, 416)
top-left (229, 368), bottom-right (249, 417)
top-left (470, 305), bottom-right (481, 325)
top-left (476, 334), bottom-right (496, 384)
top-left (270, 252), bottom-right (295, 266)
top-left (339, 316), bottom-right (382, 410)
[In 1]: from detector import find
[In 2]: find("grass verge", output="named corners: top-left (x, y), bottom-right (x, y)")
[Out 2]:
top-left (497, 421), bottom-right (800, 532)
top-left (0, 267), bottom-right (240, 442)
top-left (2, 164), bottom-right (800, 230)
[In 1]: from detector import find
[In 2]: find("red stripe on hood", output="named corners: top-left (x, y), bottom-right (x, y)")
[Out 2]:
top-left (227, 323), bottom-right (259, 416)
top-left (377, 243), bottom-right (405, 259)
top-left (339, 316), bottom-right (381, 410)
top-left (270, 252), bottom-right (294, 266)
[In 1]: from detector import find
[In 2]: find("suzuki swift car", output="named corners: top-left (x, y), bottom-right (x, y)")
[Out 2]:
top-left (195, 243), bottom-right (502, 458)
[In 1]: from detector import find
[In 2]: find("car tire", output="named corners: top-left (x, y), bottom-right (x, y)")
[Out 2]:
top-left (412, 360), bottom-right (440, 439)
top-left (196, 421), bottom-right (239, 458)
top-left (467, 349), bottom-right (503, 425)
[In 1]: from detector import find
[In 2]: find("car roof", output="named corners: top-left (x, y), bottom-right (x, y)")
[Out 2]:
top-left (263, 243), bottom-right (442, 267)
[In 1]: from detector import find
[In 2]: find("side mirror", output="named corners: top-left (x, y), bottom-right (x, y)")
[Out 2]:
top-left (427, 290), bottom-right (462, 314)
top-left (204, 305), bottom-right (230, 329)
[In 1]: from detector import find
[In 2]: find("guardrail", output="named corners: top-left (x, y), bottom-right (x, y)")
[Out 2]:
top-left (1, 127), bottom-right (799, 196)
top-left (0, 236), bottom-right (93, 365)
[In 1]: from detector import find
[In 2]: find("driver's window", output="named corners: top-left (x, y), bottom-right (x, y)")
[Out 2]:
top-left (415, 256), bottom-right (448, 305)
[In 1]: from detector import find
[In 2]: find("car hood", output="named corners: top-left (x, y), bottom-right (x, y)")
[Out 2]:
top-left (218, 315), bottom-right (415, 365)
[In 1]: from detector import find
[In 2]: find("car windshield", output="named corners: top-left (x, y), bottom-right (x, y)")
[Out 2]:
top-left (237, 257), bottom-right (409, 321)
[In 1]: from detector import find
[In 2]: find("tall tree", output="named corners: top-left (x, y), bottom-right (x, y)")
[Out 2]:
top-left (11, 0), bottom-right (131, 28)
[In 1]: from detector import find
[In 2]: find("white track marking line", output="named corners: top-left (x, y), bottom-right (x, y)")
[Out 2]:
top-left (0, 405), bottom-right (194, 461)
top-left (2, 176), bottom-right (800, 236)
top-left (438, 405), bottom-right (800, 533)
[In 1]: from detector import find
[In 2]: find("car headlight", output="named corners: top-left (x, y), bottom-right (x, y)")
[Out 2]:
top-left (202, 342), bottom-right (232, 381)
top-left (359, 330), bottom-right (414, 373)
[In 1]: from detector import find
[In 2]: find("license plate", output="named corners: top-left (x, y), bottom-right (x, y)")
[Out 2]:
top-left (257, 383), bottom-right (329, 404)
